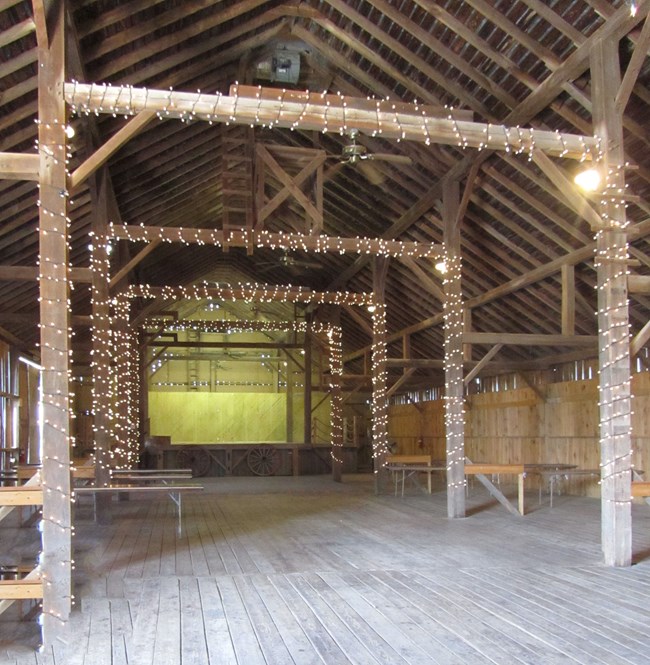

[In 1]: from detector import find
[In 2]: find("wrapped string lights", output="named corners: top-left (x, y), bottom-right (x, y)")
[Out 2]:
top-left (111, 307), bottom-right (348, 463)
top-left (442, 251), bottom-right (466, 517)
top-left (64, 81), bottom-right (601, 160)
top-left (109, 223), bottom-right (442, 259)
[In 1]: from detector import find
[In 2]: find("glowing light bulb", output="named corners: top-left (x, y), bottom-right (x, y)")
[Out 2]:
top-left (574, 167), bottom-right (601, 192)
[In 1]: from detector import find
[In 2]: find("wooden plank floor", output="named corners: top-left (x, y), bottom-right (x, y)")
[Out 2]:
top-left (2, 474), bottom-right (650, 664)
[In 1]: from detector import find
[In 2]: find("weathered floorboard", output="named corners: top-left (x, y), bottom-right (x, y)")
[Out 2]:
top-left (2, 475), bottom-right (650, 664)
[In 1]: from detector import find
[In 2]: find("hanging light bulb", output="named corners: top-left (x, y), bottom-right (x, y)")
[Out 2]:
top-left (435, 261), bottom-right (447, 274)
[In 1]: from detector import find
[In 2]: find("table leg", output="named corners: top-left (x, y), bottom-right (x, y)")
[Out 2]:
top-left (518, 473), bottom-right (525, 515)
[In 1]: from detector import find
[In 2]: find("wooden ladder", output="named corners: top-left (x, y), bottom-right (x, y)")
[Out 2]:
top-left (221, 125), bottom-right (255, 249)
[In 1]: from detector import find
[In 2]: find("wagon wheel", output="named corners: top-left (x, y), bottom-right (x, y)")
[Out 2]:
top-left (176, 447), bottom-right (211, 477)
top-left (247, 446), bottom-right (281, 476)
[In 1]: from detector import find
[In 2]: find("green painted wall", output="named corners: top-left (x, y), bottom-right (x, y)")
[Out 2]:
top-left (149, 391), bottom-right (332, 444)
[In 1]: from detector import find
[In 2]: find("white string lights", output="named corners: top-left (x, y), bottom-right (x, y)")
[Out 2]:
top-left (442, 251), bottom-right (466, 507)
top-left (35, 117), bottom-right (75, 630)
top-left (370, 303), bottom-right (391, 470)
top-left (64, 81), bottom-right (600, 160)
top-left (593, 162), bottom-right (634, 519)
top-left (109, 301), bottom-right (348, 461)
top-left (109, 223), bottom-right (441, 259)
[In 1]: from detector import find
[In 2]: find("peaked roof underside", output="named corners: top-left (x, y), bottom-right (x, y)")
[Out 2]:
top-left (1, 0), bottom-right (649, 389)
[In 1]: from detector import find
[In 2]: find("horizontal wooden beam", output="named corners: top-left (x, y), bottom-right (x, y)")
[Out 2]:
top-left (0, 313), bottom-right (91, 327)
top-left (463, 332), bottom-right (598, 347)
top-left (109, 224), bottom-right (442, 258)
top-left (0, 578), bottom-right (43, 600)
top-left (0, 265), bottom-right (92, 283)
top-left (126, 285), bottom-right (371, 307)
top-left (628, 274), bottom-right (650, 294)
top-left (0, 152), bottom-right (39, 181)
top-left (64, 82), bottom-right (599, 159)
top-left (147, 341), bottom-right (303, 350)
top-left (0, 486), bottom-right (43, 505)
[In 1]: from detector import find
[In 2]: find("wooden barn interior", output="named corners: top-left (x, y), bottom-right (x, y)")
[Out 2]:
top-left (1, 0), bottom-right (650, 662)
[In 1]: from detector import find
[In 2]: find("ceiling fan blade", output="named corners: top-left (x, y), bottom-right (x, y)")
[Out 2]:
top-left (357, 160), bottom-right (385, 185)
top-left (365, 153), bottom-right (412, 165)
top-left (292, 259), bottom-right (322, 270)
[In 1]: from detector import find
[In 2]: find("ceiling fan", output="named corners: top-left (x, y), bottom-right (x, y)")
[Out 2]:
top-left (329, 129), bottom-right (412, 184)
top-left (257, 249), bottom-right (321, 274)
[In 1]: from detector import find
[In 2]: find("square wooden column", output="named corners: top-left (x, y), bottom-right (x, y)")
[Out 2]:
top-left (37, 0), bottom-right (72, 640)
top-left (89, 170), bottom-right (114, 523)
top-left (591, 38), bottom-right (632, 567)
top-left (443, 180), bottom-right (466, 518)
top-left (372, 256), bottom-right (390, 494)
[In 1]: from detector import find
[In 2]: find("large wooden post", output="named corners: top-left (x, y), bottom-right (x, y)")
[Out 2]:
top-left (90, 171), bottom-right (113, 523)
top-left (329, 318), bottom-right (344, 482)
top-left (371, 256), bottom-right (390, 494)
top-left (443, 179), bottom-right (466, 518)
top-left (37, 0), bottom-right (72, 640)
top-left (303, 320), bottom-right (313, 447)
top-left (591, 39), bottom-right (632, 566)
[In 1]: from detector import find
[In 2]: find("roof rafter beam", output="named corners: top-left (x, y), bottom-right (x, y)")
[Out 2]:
top-left (616, 12), bottom-right (650, 114)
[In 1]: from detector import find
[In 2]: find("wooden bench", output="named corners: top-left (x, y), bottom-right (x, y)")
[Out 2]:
top-left (386, 455), bottom-right (445, 496)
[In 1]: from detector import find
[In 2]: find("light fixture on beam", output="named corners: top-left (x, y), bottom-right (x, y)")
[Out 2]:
top-left (434, 261), bottom-right (448, 274)
top-left (574, 167), bottom-right (601, 192)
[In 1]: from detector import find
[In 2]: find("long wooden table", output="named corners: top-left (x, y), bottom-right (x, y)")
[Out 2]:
top-left (386, 455), bottom-right (446, 496)
top-left (465, 463), bottom-right (577, 515)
